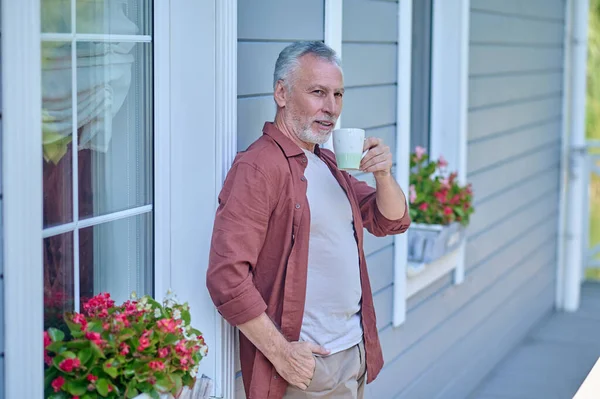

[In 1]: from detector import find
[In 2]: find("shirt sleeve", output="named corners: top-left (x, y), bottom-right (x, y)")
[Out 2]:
top-left (348, 174), bottom-right (411, 237)
top-left (206, 162), bottom-right (273, 326)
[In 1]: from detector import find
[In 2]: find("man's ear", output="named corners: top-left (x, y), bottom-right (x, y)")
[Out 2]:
top-left (274, 80), bottom-right (288, 108)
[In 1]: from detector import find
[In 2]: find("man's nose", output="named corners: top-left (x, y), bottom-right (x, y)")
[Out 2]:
top-left (322, 93), bottom-right (337, 115)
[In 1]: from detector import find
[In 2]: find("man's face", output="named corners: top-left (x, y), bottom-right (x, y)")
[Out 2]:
top-left (283, 55), bottom-right (344, 145)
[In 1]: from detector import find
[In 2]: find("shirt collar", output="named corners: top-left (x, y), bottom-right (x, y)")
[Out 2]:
top-left (262, 122), bottom-right (322, 158)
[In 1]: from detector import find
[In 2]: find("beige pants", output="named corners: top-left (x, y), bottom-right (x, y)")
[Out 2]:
top-left (283, 341), bottom-right (367, 399)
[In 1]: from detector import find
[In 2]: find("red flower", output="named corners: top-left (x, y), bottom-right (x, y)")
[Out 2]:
top-left (443, 207), bottom-right (453, 216)
top-left (51, 376), bottom-right (65, 392)
top-left (85, 331), bottom-right (104, 347)
top-left (149, 361), bottom-right (165, 371)
top-left (44, 352), bottom-right (53, 366)
top-left (59, 357), bottom-right (81, 372)
top-left (418, 203), bottom-right (429, 211)
top-left (87, 374), bottom-right (98, 382)
top-left (44, 331), bottom-right (52, 348)
top-left (83, 292), bottom-right (115, 318)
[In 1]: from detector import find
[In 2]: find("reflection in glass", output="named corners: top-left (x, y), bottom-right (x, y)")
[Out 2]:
top-left (76, 0), bottom-right (152, 36)
top-left (43, 232), bottom-right (74, 333)
top-left (42, 42), bottom-right (74, 228)
top-left (77, 40), bottom-right (153, 218)
top-left (79, 213), bottom-right (153, 305)
top-left (41, 0), bottom-right (71, 34)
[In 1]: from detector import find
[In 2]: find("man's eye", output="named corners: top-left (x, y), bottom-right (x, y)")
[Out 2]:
top-left (335, 92), bottom-right (343, 98)
top-left (313, 90), bottom-right (324, 95)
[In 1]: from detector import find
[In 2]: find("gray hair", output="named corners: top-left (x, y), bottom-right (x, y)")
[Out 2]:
top-left (273, 41), bottom-right (342, 90)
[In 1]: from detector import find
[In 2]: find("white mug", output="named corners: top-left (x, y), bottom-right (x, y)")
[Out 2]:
top-left (332, 128), bottom-right (366, 170)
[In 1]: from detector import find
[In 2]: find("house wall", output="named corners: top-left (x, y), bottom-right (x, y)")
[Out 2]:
top-left (234, 0), bottom-right (565, 398)
top-left (366, 1), bottom-right (565, 398)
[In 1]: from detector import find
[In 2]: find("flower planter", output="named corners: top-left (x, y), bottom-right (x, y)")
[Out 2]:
top-left (407, 222), bottom-right (465, 264)
top-left (133, 376), bottom-right (213, 399)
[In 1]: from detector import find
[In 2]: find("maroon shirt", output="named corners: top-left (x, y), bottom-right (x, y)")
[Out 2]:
top-left (207, 122), bottom-right (411, 399)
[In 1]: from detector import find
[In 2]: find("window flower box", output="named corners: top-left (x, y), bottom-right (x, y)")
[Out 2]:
top-left (407, 221), bottom-right (465, 264)
top-left (407, 146), bottom-right (474, 265)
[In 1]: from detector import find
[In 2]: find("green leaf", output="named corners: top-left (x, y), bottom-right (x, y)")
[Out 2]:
top-left (77, 347), bottom-right (94, 365)
top-left (45, 341), bottom-right (66, 353)
top-left (164, 333), bottom-right (178, 345)
top-left (155, 375), bottom-right (172, 393)
top-left (181, 309), bottom-right (191, 326)
top-left (48, 393), bottom-right (69, 399)
top-left (66, 379), bottom-right (88, 396)
top-left (172, 374), bottom-right (183, 395)
top-left (48, 327), bottom-right (65, 342)
top-left (90, 341), bottom-right (106, 359)
top-left (96, 378), bottom-right (110, 397)
top-left (103, 359), bottom-right (119, 379)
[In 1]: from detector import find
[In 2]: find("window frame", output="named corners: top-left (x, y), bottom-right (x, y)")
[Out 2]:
top-left (393, 0), bottom-right (470, 327)
top-left (2, 0), bottom-right (44, 398)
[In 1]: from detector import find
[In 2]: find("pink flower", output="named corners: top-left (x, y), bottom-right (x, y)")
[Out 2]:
top-left (440, 177), bottom-right (450, 187)
top-left (418, 203), bottom-right (429, 211)
top-left (87, 374), bottom-right (98, 382)
top-left (409, 185), bottom-right (417, 203)
top-left (120, 343), bottom-right (130, 355)
top-left (137, 337), bottom-right (150, 352)
top-left (59, 358), bottom-right (81, 372)
top-left (415, 146), bottom-right (426, 161)
top-left (157, 318), bottom-right (180, 334)
top-left (72, 313), bottom-right (88, 331)
top-left (438, 155), bottom-right (448, 168)
top-left (44, 352), bottom-right (53, 366)
top-left (443, 207), bottom-right (453, 216)
top-left (149, 361), bottom-right (165, 371)
top-left (158, 347), bottom-right (169, 358)
top-left (51, 376), bottom-right (65, 393)
top-left (83, 292), bottom-right (114, 318)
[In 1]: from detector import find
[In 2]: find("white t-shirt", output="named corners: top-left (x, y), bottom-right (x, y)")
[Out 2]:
top-left (299, 149), bottom-right (363, 354)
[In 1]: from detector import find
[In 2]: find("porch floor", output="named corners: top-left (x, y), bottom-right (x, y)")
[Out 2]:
top-left (467, 282), bottom-right (600, 399)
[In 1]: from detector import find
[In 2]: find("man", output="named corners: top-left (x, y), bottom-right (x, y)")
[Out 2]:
top-left (206, 41), bottom-right (411, 399)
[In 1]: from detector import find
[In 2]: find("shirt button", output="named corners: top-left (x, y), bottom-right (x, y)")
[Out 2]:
top-left (273, 375), bottom-right (279, 380)
top-left (295, 203), bottom-right (301, 209)
top-left (301, 158), bottom-right (307, 163)
top-left (300, 176), bottom-right (306, 182)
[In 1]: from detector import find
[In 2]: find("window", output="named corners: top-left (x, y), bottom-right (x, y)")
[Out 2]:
top-left (394, 0), bottom-right (469, 326)
top-left (40, 0), bottom-right (154, 331)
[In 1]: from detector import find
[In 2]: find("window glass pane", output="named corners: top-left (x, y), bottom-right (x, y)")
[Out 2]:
top-left (41, 0), bottom-right (71, 34)
top-left (76, 0), bottom-right (152, 36)
top-left (79, 213), bottom-right (153, 306)
top-left (43, 232), bottom-right (74, 332)
top-left (76, 41), bottom-right (153, 218)
top-left (410, 0), bottom-right (433, 152)
top-left (42, 41), bottom-right (74, 228)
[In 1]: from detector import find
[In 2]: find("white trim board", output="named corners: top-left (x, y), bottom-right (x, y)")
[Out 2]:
top-left (215, 0), bottom-right (238, 397)
top-left (2, 0), bottom-right (44, 398)
top-left (324, 0), bottom-right (343, 150)
top-left (407, 248), bottom-right (461, 298)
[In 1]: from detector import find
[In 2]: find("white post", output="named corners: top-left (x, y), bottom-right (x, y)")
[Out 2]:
top-left (393, 0), bottom-right (413, 327)
top-left (561, 0), bottom-right (590, 311)
top-left (2, 0), bottom-right (44, 398)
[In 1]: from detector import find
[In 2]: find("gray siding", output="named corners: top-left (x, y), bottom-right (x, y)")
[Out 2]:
top-left (237, 0), bottom-right (324, 152)
top-left (341, 0), bottom-right (399, 357)
top-left (365, 1), bottom-right (564, 398)
top-left (236, 2), bottom-right (324, 396)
